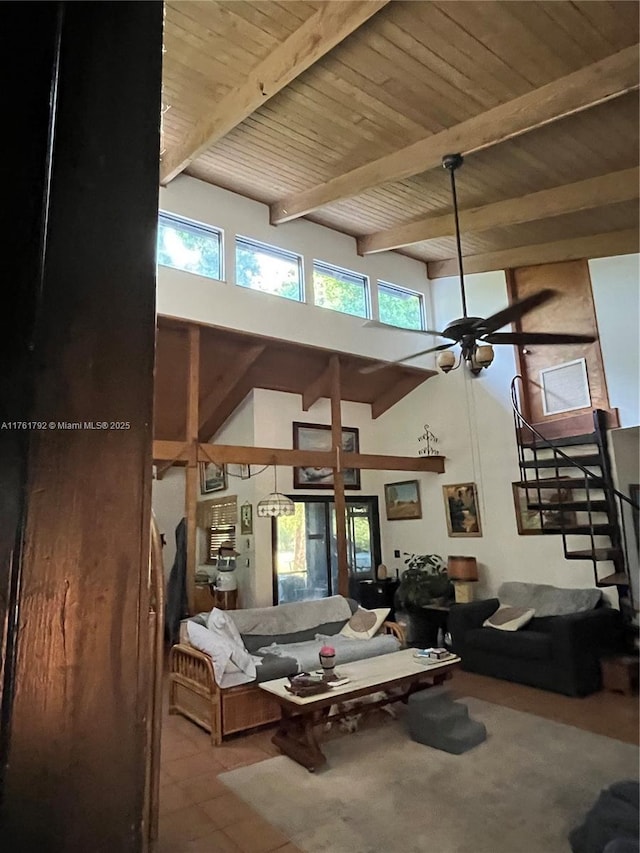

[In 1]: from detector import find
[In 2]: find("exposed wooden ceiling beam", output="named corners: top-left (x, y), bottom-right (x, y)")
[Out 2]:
top-left (302, 362), bottom-right (332, 411)
top-left (198, 343), bottom-right (265, 441)
top-left (371, 375), bottom-right (422, 419)
top-left (358, 167), bottom-right (640, 255)
top-left (160, 0), bottom-right (390, 184)
top-left (270, 45), bottom-right (639, 225)
top-left (153, 440), bottom-right (445, 474)
top-left (427, 228), bottom-right (639, 279)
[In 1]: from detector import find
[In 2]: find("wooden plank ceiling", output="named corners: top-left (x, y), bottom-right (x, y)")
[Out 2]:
top-left (154, 318), bottom-right (436, 442)
top-left (161, 1), bottom-right (640, 276)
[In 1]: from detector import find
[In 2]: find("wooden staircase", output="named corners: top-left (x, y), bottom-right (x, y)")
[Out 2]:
top-left (511, 380), bottom-right (637, 621)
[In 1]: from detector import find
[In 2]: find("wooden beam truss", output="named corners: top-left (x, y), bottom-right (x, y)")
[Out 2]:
top-left (160, 0), bottom-right (389, 184)
top-left (358, 167), bottom-right (640, 255)
top-left (270, 46), bottom-right (639, 224)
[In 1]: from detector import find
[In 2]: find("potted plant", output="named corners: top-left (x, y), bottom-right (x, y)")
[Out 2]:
top-left (394, 554), bottom-right (452, 646)
top-left (396, 553), bottom-right (451, 607)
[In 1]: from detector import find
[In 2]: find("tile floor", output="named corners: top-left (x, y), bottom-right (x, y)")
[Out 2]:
top-left (157, 669), bottom-right (639, 851)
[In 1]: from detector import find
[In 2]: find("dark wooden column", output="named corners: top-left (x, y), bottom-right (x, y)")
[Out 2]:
top-left (329, 356), bottom-right (349, 597)
top-left (0, 3), bottom-right (163, 851)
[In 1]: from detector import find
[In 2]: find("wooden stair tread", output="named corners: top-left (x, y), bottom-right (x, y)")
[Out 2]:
top-left (538, 524), bottom-right (614, 536)
top-left (565, 548), bottom-right (621, 561)
top-left (526, 499), bottom-right (609, 512)
top-left (515, 477), bottom-right (604, 489)
top-left (597, 572), bottom-right (630, 587)
top-left (520, 433), bottom-right (597, 448)
top-left (520, 455), bottom-right (602, 469)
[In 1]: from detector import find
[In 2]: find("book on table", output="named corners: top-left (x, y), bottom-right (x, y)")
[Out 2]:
top-left (413, 648), bottom-right (456, 663)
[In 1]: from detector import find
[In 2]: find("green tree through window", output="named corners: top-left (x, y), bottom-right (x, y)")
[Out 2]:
top-left (378, 282), bottom-right (423, 330)
top-left (157, 214), bottom-right (221, 279)
top-left (236, 238), bottom-right (302, 301)
top-left (313, 263), bottom-right (368, 317)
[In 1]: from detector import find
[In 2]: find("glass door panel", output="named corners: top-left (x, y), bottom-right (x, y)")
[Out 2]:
top-left (274, 497), bottom-right (380, 604)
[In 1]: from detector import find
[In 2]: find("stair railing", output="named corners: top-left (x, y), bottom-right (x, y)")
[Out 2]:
top-left (510, 376), bottom-right (638, 596)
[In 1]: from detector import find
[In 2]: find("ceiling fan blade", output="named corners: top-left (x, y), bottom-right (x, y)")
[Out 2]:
top-left (473, 289), bottom-right (557, 335)
top-left (485, 331), bottom-right (596, 345)
top-left (363, 319), bottom-right (447, 337)
top-left (360, 342), bottom-right (454, 374)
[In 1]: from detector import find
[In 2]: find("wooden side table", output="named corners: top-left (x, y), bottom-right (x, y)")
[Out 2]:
top-left (601, 655), bottom-right (639, 695)
top-left (212, 587), bottom-right (238, 610)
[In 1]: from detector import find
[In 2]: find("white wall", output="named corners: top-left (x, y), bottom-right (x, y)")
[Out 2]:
top-left (590, 254), bottom-right (640, 428)
top-left (152, 467), bottom-right (186, 578)
top-left (153, 174), bottom-right (638, 607)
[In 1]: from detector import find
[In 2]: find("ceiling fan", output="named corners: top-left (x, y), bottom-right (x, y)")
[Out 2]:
top-left (362, 153), bottom-right (596, 375)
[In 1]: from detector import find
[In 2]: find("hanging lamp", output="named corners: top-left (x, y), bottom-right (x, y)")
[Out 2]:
top-left (257, 463), bottom-right (295, 517)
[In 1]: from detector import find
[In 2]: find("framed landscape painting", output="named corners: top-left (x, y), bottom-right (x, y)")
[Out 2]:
top-left (512, 482), bottom-right (576, 535)
top-left (443, 482), bottom-right (482, 537)
top-left (292, 422), bottom-right (361, 489)
top-left (384, 480), bottom-right (422, 521)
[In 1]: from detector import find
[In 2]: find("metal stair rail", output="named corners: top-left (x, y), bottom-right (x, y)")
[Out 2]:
top-left (510, 375), bottom-right (638, 623)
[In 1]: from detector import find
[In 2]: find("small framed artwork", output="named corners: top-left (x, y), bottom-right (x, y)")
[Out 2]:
top-left (292, 422), bottom-right (361, 489)
top-left (384, 480), bottom-right (422, 521)
top-left (443, 482), bottom-right (482, 537)
top-left (199, 461), bottom-right (227, 494)
top-left (512, 481), bottom-right (576, 535)
top-left (240, 502), bottom-right (253, 536)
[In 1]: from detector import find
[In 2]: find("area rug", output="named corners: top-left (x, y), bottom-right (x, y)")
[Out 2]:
top-left (219, 698), bottom-right (639, 853)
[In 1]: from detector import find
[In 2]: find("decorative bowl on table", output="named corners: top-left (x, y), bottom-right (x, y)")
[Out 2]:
top-left (285, 672), bottom-right (328, 697)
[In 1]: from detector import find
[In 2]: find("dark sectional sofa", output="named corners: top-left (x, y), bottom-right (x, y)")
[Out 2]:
top-left (449, 582), bottom-right (624, 696)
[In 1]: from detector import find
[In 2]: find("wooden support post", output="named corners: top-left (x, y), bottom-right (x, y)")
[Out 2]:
top-left (329, 356), bottom-right (349, 597)
top-left (186, 326), bottom-right (200, 615)
top-left (0, 3), bottom-right (163, 849)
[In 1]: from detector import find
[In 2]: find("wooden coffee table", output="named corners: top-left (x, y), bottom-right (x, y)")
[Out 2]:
top-left (259, 648), bottom-right (460, 771)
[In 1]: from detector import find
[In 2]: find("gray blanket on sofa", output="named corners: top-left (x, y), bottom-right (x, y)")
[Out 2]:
top-left (257, 633), bottom-right (400, 674)
top-left (229, 595), bottom-right (353, 637)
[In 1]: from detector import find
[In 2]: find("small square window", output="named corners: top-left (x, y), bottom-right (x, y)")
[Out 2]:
top-left (313, 262), bottom-right (369, 318)
top-left (235, 237), bottom-right (303, 301)
top-left (157, 212), bottom-right (222, 280)
top-left (378, 282), bottom-right (424, 330)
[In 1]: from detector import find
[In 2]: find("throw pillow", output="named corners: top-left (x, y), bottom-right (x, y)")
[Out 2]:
top-left (340, 606), bottom-right (389, 640)
top-left (483, 605), bottom-right (535, 632)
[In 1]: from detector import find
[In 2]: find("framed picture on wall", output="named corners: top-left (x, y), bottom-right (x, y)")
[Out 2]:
top-left (240, 502), bottom-right (253, 536)
top-left (292, 422), bottom-right (361, 489)
top-left (512, 481), bottom-right (576, 535)
top-left (384, 480), bottom-right (422, 520)
top-left (443, 482), bottom-right (482, 537)
top-left (199, 461), bottom-right (227, 494)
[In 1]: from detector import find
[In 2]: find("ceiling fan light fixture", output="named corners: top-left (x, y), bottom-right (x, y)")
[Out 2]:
top-left (437, 350), bottom-right (457, 373)
top-left (475, 344), bottom-right (495, 368)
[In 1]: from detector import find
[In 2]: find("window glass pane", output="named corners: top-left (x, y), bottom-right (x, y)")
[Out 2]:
top-left (235, 237), bottom-right (303, 301)
top-left (313, 262), bottom-right (369, 318)
top-left (157, 213), bottom-right (222, 279)
top-left (378, 282), bottom-right (424, 330)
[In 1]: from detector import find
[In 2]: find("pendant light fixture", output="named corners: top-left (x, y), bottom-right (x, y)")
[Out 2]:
top-left (256, 462), bottom-right (295, 518)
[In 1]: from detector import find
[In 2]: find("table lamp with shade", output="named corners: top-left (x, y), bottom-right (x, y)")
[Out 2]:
top-left (448, 555), bottom-right (479, 603)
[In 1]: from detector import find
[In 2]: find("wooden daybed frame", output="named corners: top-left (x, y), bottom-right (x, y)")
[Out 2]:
top-left (168, 621), bottom-right (406, 744)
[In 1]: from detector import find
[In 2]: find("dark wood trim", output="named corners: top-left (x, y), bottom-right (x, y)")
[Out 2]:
top-left (0, 3), bottom-right (163, 849)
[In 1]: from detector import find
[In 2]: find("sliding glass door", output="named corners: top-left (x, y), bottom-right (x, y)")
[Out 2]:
top-left (273, 496), bottom-right (381, 604)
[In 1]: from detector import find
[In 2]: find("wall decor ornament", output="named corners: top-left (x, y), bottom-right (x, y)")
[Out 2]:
top-left (443, 482), bottom-right (482, 537)
top-left (292, 422), bottom-right (360, 489)
top-left (384, 480), bottom-right (422, 521)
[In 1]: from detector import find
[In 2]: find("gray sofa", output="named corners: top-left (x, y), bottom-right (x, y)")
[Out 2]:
top-left (170, 595), bottom-right (404, 743)
top-left (449, 582), bottom-right (624, 696)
